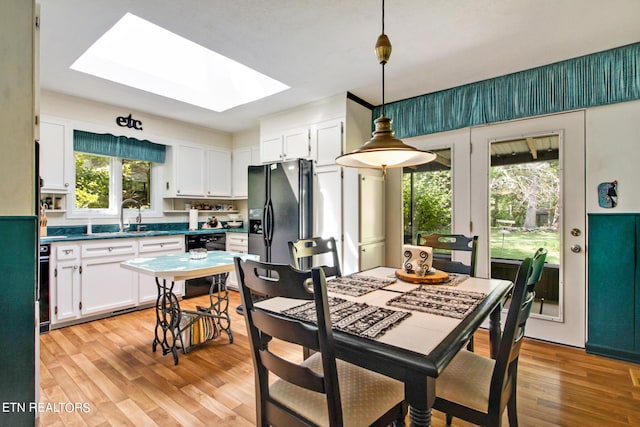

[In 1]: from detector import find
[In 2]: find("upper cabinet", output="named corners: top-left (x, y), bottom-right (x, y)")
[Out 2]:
top-left (261, 127), bottom-right (310, 163)
top-left (231, 148), bottom-right (252, 198)
top-left (165, 143), bottom-right (232, 198)
top-left (206, 147), bottom-right (231, 197)
top-left (311, 119), bottom-right (343, 166)
top-left (40, 120), bottom-right (70, 193)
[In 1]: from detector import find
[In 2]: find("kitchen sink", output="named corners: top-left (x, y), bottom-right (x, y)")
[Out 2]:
top-left (91, 230), bottom-right (170, 237)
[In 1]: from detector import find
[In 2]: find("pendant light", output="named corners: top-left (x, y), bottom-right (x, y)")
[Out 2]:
top-left (336, 0), bottom-right (435, 174)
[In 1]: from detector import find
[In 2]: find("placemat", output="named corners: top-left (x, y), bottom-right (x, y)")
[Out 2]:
top-left (326, 274), bottom-right (396, 296)
top-left (282, 297), bottom-right (411, 339)
top-left (386, 286), bottom-right (486, 319)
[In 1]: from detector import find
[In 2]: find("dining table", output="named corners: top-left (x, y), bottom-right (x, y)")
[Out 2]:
top-left (121, 250), bottom-right (257, 365)
top-left (255, 266), bottom-right (513, 427)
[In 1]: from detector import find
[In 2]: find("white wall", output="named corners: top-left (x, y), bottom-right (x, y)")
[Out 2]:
top-left (586, 100), bottom-right (640, 213)
top-left (1, 1), bottom-right (36, 215)
top-left (40, 90), bottom-right (232, 148)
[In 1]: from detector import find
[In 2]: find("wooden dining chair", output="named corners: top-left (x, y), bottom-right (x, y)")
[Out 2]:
top-left (289, 236), bottom-right (342, 278)
top-left (416, 233), bottom-right (478, 276)
top-left (432, 248), bottom-right (547, 427)
top-left (234, 257), bottom-right (406, 427)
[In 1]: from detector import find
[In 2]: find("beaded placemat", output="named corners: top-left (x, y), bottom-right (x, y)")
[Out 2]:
top-left (282, 296), bottom-right (410, 339)
top-left (326, 274), bottom-right (396, 297)
top-left (386, 286), bottom-right (486, 319)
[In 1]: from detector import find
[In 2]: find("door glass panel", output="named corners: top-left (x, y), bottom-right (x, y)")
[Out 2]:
top-left (403, 148), bottom-right (452, 244)
top-left (489, 134), bottom-right (560, 318)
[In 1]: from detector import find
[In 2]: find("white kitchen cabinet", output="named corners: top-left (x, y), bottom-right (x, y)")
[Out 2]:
top-left (261, 127), bottom-right (310, 162)
top-left (314, 165), bottom-right (343, 261)
top-left (359, 241), bottom-right (386, 271)
top-left (251, 145), bottom-right (261, 165)
top-left (138, 236), bottom-right (185, 303)
top-left (231, 148), bottom-right (252, 197)
top-left (206, 147), bottom-right (232, 197)
top-left (50, 244), bottom-right (81, 324)
top-left (359, 170), bottom-right (385, 243)
top-left (80, 239), bottom-right (138, 316)
top-left (40, 120), bottom-right (70, 192)
top-left (226, 232), bottom-right (248, 289)
top-left (166, 144), bottom-right (206, 197)
top-left (312, 119), bottom-right (343, 166)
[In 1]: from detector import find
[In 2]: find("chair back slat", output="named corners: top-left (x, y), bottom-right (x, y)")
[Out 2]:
top-left (489, 248), bottom-right (547, 413)
top-left (416, 234), bottom-right (478, 276)
top-left (234, 257), bottom-right (344, 427)
top-left (289, 237), bottom-right (342, 278)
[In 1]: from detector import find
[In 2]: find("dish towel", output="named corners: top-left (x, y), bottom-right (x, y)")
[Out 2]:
top-left (403, 245), bottom-right (432, 273)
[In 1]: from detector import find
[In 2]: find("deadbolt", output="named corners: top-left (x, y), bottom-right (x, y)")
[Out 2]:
top-left (570, 228), bottom-right (581, 237)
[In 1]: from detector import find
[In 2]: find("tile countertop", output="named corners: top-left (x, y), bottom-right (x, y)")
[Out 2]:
top-left (40, 226), bottom-right (248, 243)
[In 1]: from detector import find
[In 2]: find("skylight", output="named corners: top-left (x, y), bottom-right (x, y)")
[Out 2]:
top-left (70, 13), bottom-right (289, 112)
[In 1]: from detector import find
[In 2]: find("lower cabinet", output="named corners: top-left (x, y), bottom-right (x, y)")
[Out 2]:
top-left (50, 235), bottom-right (185, 327)
top-left (226, 232), bottom-right (248, 289)
top-left (359, 241), bottom-right (386, 271)
top-left (50, 244), bottom-right (82, 324)
top-left (587, 214), bottom-right (640, 363)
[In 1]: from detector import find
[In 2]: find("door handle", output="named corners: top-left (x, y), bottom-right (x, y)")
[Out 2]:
top-left (570, 244), bottom-right (582, 253)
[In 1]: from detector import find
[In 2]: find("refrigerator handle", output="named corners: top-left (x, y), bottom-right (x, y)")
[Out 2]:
top-left (262, 201), bottom-right (269, 246)
top-left (266, 199), bottom-right (274, 245)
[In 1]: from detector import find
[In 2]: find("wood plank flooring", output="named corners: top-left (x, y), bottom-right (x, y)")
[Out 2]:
top-left (39, 291), bottom-right (640, 426)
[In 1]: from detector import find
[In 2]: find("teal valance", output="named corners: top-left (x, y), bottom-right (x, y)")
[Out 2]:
top-left (73, 130), bottom-right (166, 163)
top-left (375, 42), bottom-right (640, 139)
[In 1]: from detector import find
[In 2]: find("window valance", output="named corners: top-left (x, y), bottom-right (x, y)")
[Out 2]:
top-left (73, 130), bottom-right (166, 163)
top-left (375, 42), bottom-right (640, 139)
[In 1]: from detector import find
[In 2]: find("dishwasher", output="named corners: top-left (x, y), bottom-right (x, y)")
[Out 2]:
top-left (183, 233), bottom-right (226, 298)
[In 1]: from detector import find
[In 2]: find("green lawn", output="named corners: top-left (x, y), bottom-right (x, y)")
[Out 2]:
top-left (490, 228), bottom-right (559, 264)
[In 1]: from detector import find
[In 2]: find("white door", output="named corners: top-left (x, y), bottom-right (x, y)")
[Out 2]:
top-left (470, 111), bottom-right (586, 347)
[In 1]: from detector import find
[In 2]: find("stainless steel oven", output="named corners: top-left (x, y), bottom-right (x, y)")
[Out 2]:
top-left (184, 233), bottom-right (226, 298)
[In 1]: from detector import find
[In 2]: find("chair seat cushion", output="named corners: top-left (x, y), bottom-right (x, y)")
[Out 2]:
top-left (436, 349), bottom-right (495, 413)
top-left (270, 352), bottom-right (404, 427)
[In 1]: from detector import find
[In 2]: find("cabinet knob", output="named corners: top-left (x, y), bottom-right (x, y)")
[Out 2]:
top-left (64, 182), bottom-right (69, 187)
top-left (108, 247), bottom-right (113, 252)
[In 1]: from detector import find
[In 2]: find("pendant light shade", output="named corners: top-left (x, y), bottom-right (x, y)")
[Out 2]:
top-left (336, 0), bottom-right (435, 173)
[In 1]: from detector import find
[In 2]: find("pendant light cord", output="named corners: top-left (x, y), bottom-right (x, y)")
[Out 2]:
top-left (381, 0), bottom-right (386, 117)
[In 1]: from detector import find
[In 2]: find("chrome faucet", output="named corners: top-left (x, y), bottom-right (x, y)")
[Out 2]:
top-left (120, 198), bottom-right (141, 232)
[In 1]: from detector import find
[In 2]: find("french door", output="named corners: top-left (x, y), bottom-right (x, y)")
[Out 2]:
top-left (405, 111), bottom-right (586, 347)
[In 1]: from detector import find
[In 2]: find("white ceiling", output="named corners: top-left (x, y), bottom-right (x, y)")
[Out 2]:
top-left (39, 0), bottom-right (640, 134)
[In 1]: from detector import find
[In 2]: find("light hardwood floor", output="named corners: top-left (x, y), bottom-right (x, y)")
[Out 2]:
top-left (39, 291), bottom-right (640, 426)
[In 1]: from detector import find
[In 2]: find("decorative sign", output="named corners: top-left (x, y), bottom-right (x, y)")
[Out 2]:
top-left (116, 113), bottom-right (143, 130)
top-left (597, 180), bottom-right (618, 208)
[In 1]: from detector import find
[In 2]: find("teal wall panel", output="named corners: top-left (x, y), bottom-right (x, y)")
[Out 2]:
top-left (0, 217), bottom-right (37, 426)
top-left (587, 214), bottom-right (637, 360)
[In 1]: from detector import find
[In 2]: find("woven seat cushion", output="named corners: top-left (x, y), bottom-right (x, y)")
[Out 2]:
top-left (270, 352), bottom-right (404, 427)
top-left (436, 349), bottom-right (495, 413)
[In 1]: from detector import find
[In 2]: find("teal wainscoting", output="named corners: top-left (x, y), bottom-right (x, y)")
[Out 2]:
top-left (587, 214), bottom-right (640, 363)
top-left (0, 216), bottom-right (37, 425)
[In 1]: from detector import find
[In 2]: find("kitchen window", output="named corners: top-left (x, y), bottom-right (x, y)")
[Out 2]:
top-left (72, 130), bottom-right (165, 216)
top-left (74, 152), bottom-right (152, 210)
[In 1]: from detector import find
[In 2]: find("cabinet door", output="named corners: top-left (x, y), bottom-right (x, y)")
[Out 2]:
top-left (232, 148), bottom-right (252, 197)
top-left (51, 260), bottom-right (81, 324)
top-left (261, 135), bottom-right (283, 163)
top-left (314, 166), bottom-right (342, 266)
top-left (251, 145), bottom-right (261, 165)
top-left (587, 214), bottom-right (635, 353)
top-left (40, 121), bottom-right (69, 192)
top-left (360, 241), bottom-right (386, 271)
top-left (175, 145), bottom-right (205, 196)
top-left (283, 127), bottom-right (310, 160)
top-left (359, 170), bottom-right (385, 243)
top-left (206, 148), bottom-right (231, 197)
top-left (313, 119), bottom-right (343, 166)
top-left (81, 254), bottom-right (138, 316)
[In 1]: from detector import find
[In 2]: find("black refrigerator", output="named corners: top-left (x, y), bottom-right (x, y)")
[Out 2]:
top-left (248, 159), bottom-right (312, 264)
